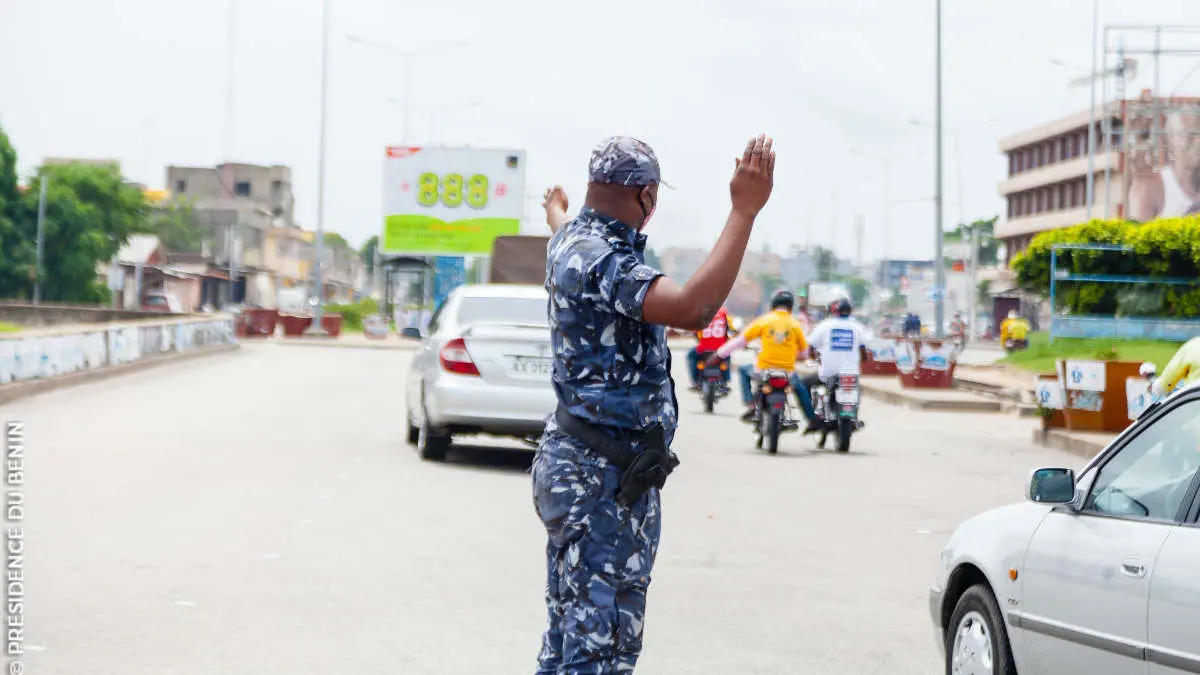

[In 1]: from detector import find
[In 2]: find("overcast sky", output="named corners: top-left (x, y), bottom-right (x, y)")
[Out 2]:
top-left (2, 0), bottom-right (1199, 263)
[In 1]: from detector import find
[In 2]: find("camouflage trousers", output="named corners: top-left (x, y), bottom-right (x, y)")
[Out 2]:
top-left (532, 430), bottom-right (662, 674)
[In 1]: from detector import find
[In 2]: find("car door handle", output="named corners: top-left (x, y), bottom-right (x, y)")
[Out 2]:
top-left (1120, 557), bottom-right (1147, 578)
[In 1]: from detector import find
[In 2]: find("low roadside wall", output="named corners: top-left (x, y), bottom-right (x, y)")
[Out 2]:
top-left (0, 301), bottom-right (183, 327)
top-left (0, 315), bottom-right (237, 387)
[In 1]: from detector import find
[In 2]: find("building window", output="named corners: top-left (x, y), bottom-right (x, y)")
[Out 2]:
top-left (235, 181), bottom-right (251, 197)
top-left (175, 179), bottom-right (187, 193)
top-left (271, 180), bottom-right (282, 194)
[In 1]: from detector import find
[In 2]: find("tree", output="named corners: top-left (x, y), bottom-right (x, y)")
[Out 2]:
top-left (835, 276), bottom-right (871, 308)
top-left (360, 235), bottom-right (380, 273)
top-left (25, 161), bottom-right (151, 303)
top-left (323, 232), bottom-right (350, 249)
top-left (0, 126), bottom-right (34, 299)
top-left (152, 199), bottom-right (204, 253)
top-left (814, 247), bottom-right (836, 282)
top-left (946, 217), bottom-right (999, 267)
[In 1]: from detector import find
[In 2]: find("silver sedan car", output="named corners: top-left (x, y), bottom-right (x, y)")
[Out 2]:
top-left (404, 283), bottom-right (556, 460)
top-left (929, 382), bottom-right (1200, 675)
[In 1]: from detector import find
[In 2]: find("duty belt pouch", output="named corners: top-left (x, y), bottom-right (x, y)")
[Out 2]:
top-left (616, 424), bottom-right (680, 507)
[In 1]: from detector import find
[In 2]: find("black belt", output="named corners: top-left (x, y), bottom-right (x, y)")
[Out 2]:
top-left (554, 407), bottom-right (644, 470)
top-left (553, 406), bottom-right (679, 505)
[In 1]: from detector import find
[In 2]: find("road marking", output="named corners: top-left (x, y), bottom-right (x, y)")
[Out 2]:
top-left (263, 553), bottom-right (282, 559)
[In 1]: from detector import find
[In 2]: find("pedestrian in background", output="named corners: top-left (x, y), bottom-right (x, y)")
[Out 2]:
top-left (533, 134), bottom-right (776, 672)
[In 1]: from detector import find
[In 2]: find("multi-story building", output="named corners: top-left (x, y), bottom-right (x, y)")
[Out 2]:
top-left (996, 90), bottom-right (1200, 259)
top-left (162, 162), bottom-right (363, 307)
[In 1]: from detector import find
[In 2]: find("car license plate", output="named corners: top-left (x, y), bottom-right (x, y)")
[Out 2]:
top-left (510, 356), bottom-right (552, 379)
top-left (838, 388), bottom-right (859, 405)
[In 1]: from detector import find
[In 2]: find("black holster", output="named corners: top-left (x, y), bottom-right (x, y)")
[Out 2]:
top-left (554, 407), bottom-right (680, 507)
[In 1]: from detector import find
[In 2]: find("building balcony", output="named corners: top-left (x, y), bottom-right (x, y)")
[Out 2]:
top-left (996, 207), bottom-right (1091, 239)
top-left (998, 152), bottom-right (1120, 196)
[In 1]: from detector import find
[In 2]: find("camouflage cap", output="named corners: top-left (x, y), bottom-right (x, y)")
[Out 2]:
top-left (587, 136), bottom-right (673, 188)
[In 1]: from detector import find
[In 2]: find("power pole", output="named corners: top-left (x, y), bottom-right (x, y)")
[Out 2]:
top-left (933, 0), bottom-right (946, 337)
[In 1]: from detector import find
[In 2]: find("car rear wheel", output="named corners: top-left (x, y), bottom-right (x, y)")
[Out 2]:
top-left (406, 418), bottom-right (419, 446)
top-left (416, 412), bottom-right (451, 461)
top-left (945, 585), bottom-right (1016, 675)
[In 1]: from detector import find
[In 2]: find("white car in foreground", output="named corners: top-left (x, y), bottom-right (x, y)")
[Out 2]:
top-left (404, 284), bottom-right (555, 460)
top-left (930, 385), bottom-right (1200, 675)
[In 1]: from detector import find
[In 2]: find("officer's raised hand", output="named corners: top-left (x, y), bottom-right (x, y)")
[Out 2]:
top-left (543, 185), bottom-right (570, 233)
top-left (730, 134), bottom-right (775, 216)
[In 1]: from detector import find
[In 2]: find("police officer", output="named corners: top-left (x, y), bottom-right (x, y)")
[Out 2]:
top-left (532, 134), bottom-right (776, 673)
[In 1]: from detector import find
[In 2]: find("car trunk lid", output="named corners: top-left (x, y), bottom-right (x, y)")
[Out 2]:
top-left (461, 324), bottom-right (553, 388)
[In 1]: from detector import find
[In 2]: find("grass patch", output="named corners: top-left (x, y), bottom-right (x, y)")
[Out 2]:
top-left (323, 298), bottom-right (381, 333)
top-left (1001, 332), bottom-right (1182, 373)
top-left (0, 322), bottom-right (19, 333)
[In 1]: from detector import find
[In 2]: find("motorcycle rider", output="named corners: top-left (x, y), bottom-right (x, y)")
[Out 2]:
top-left (687, 305), bottom-right (733, 392)
top-left (999, 310), bottom-right (1030, 350)
top-left (1151, 335), bottom-right (1200, 397)
top-left (709, 289), bottom-right (818, 430)
top-left (800, 297), bottom-right (869, 424)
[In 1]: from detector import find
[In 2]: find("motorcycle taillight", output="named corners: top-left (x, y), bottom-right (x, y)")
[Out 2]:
top-left (838, 374), bottom-right (859, 388)
top-left (767, 377), bottom-right (790, 389)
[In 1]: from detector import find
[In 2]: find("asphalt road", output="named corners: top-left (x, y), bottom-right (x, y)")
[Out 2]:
top-left (8, 343), bottom-right (1080, 674)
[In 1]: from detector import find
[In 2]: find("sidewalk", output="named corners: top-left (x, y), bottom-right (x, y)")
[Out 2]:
top-left (1032, 428), bottom-right (1116, 460)
top-left (954, 365), bottom-right (1038, 404)
top-left (266, 333), bottom-right (418, 351)
top-left (860, 376), bottom-right (1005, 412)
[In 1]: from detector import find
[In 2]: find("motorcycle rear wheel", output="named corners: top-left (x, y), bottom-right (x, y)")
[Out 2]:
top-left (765, 411), bottom-right (780, 454)
top-left (702, 381), bottom-right (716, 414)
top-left (836, 417), bottom-right (853, 453)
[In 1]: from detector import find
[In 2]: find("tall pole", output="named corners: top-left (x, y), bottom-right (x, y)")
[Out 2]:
top-left (1085, 0), bottom-right (1099, 222)
top-left (228, 222), bottom-right (237, 305)
top-left (954, 132), bottom-right (977, 342)
top-left (1103, 27), bottom-right (1113, 220)
top-left (1152, 25), bottom-right (1162, 164)
top-left (882, 159), bottom-right (890, 272)
top-left (306, 0), bottom-right (331, 335)
top-left (225, 0), bottom-right (237, 162)
top-left (33, 176), bottom-right (48, 305)
top-left (933, 0), bottom-right (946, 338)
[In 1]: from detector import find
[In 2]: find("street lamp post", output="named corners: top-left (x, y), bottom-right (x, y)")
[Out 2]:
top-left (33, 175), bottom-right (48, 305)
top-left (304, 0), bottom-right (332, 336)
top-left (345, 35), bottom-right (473, 318)
top-left (933, 0), bottom-right (946, 338)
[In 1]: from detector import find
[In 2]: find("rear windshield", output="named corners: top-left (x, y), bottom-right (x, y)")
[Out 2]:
top-left (456, 296), bottom-right (548, 327)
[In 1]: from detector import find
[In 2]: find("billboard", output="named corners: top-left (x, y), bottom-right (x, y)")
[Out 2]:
top-left (382, 146), bottom-right (527, 256)
top-left (1122, 96), bottom-right (1200, 222)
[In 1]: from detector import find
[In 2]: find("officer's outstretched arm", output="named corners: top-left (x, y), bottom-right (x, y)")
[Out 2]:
top-left (643, 136), bottom-right (775, 330)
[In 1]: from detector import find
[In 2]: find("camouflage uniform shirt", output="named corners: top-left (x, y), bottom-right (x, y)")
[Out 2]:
top-left (545, 207), bottom-right (678, 445)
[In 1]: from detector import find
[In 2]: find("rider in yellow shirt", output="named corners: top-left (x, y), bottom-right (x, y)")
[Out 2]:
top-left (711, 289), bottom-right (818, 428)
top-left (1000, 310), bottom-right (1030, 345)
top-left (1152, 336), bottom-right (1200, 397)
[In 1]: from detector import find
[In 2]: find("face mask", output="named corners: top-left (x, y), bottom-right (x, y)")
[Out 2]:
top-left (638, 189), bottom-right (657, 232)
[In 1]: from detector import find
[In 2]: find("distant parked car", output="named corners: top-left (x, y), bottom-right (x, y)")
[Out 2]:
top-left (404, 284), bottom-right (555, 460)
top-left (929, 383), bottom-right (1200, 675)
top-left (141, 292), bottom-right (182, 313)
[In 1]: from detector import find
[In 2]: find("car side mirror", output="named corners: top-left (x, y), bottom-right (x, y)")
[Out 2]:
top-left (1027, 467), bottom-right (1076, 504)
top-left (401, 327), bottom-right (423, 340)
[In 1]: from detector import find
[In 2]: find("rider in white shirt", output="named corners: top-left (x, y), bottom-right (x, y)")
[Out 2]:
top-left (801, 298), bottom-right (869, 423)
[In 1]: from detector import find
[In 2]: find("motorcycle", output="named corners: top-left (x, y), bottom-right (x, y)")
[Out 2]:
top-left (696, 356), bottom-right (730, 414)
top-left (811, 371), bottom-right (864, 453)
top-left (1004, 338), bottom-right (1029, 353)
top-left (752, 369), bottom-right (799, 454)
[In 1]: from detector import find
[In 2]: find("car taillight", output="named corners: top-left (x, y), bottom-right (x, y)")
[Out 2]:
top-left (838, 374), bottom-right (859, 388)
top-left (768, 377), bottom-right (790, 389)
top-left (440, 338), bottom-right (480, 376)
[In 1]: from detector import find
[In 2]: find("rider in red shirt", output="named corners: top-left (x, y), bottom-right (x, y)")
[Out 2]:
top-left (687, 306), bottom-right (733, 390)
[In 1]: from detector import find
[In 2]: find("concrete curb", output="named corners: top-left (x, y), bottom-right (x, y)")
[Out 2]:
top-left (267, 338), bottom-right (417, 351)
top-left (1032, 429), bottom-right (1110, 460)
top-left (0, 343), bottom-right (240, 406)
top-left (860, 380), bottom-right (1005, 413)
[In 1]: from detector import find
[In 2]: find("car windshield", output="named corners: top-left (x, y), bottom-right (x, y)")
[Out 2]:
top-left (456, 296), bottom-right (548, 328)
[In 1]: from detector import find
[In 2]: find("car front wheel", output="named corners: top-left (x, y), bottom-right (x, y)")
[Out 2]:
top-left (945, 585), bottom-right (1017, 675)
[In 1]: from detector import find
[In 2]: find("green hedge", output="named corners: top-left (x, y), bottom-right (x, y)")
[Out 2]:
top-left (324, 298), bottom-right (379, 332)
top-left (1011, 215), bottom-right (1200, 317)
